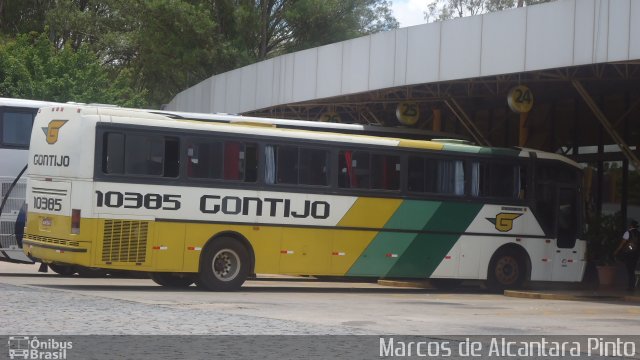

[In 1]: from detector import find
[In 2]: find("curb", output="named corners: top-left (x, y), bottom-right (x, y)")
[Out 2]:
top-left (504, 290), bottom-right (640, 303)
top-left (377, 279), bottom-right (434, 289)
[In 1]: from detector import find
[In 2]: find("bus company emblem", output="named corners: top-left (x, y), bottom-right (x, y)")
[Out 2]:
top-left (487, 212), bottom-right (522, 232)
top-left (41, 120), bottom-right (68, 144)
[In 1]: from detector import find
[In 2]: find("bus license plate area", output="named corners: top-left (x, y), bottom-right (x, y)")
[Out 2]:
top-left (39, 216), bottom-right (53, 231)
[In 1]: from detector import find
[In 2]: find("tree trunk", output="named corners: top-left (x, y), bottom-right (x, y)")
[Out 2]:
top-left (0, 0), bottom-right (4, 30)
top-left (258, 0), bottom-right (269, 60)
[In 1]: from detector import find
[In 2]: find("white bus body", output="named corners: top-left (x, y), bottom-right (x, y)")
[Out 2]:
top-left (0, 98), bottom-right (62, 263)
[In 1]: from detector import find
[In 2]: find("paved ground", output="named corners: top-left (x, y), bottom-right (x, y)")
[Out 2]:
top-left (2, 262), bottom-right (640, 336)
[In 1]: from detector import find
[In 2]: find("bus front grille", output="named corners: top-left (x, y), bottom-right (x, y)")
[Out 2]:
top-left (102, 220), bottom-right (148, 263)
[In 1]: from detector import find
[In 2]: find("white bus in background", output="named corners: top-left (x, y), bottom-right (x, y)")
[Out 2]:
top-left (0, 98), bottom-right (61, 264)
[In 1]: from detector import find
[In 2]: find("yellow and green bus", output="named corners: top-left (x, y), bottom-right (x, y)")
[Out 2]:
top-left (24, 105), bottom-right (586, 291)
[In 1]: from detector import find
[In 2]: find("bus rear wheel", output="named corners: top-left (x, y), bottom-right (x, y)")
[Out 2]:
top-left (197, 237), bottom-right (249, 291)
top-left (150, 272), bottom-right (195, 288)
top-left (486, 249), bottom-right (527, 293)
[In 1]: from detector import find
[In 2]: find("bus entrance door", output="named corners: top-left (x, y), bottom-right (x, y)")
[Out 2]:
top-left (552, 186), bottom-right (580, 282)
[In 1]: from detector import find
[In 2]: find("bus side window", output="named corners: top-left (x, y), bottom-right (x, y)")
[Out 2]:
top-left (299, 148), bottom-right (328, 186)
top-left (351, 151), bottom-right (370, 189)
top-left (338, 150), bottom-right (370, 189)
top-left (187, 141), bottom-right (223, 179)
top-left (435, 159), bottom-right (464, 195)
top-left (102, 133), bottom-right (180, 178)
top-left (371, 154), bottom-right (399, 190)
top-left (244, 144), bottom-right (258, 182)
top-left (264, 145), bottom-right (276, 184)
top-left (407, 156), bottom-right (464, 195)
top-left (470, 162), bottom-right (519, 199)
top-left (224, 141), bottom-right (242, 180)
top-left (2, 111), bottom-right (33, 147)
top-left (163, 137), bottom-right (180, 177)
top-left (408, 156), bottom-right (425, 192)
top-left (338, 151), bottom-right (352, 188)
top-left (276, 145), bottom-right (298, 184)
top-left (103, 133), bottom-right (125, 174)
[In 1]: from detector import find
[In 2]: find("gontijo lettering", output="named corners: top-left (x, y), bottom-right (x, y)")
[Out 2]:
top-left (33, 154), bottom-right (70, 167)
top-left (200, 195), bottom-right (330, 219)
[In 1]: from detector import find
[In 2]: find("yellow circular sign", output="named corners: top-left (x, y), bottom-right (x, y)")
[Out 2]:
top-left (395, 102), bottom-right (420, 126)
top-left (319, 112), bottom-right (341, 123)
top-left (507, 85), bottom-right (534, 113)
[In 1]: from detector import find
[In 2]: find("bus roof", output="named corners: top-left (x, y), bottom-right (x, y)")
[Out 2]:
top-left (47, 104), bottom-right (582, 169)
top-left (146, 109), bottom-right (466, 141)
top-left (0, 97), bottom-right (65, 109)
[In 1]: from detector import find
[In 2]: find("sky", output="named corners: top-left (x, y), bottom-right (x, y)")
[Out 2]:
top-left (391, 0), bottom-right (431, 28)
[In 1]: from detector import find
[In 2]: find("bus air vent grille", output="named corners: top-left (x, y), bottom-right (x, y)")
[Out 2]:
top-left (102, 220), bottom-right (148, 263)
top-left (24, 234), bottom-right (80, 247)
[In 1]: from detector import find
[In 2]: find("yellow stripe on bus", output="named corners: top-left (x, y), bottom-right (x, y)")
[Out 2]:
top-left (397, 139), bottom-right (444, 150)
top-left (337, 197), bottom-right (402, 228)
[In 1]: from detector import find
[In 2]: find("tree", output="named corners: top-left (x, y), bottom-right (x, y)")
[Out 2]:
top-left (0, 0), bottom-right (398, 107)
top-left (39, 0), bottom-right (233, 107)
top-left (0, 32), bottom-right (145, 106)
top-left (127, 0), bottom-right (233, 106)
top-left (424, 0), bottom-right (555, 22)
top-left (206, 0), bottom-right (398, 61)
top-left (0, 0), bottom-right (54, 36)
top-left (284, 0), bottom-right (398, 54)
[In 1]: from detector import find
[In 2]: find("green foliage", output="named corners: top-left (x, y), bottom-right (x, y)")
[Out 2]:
top-left (0, 0), bottom-right (398, 107)
top-left (128, 0), bottom-right (231, 106)
top-left (425, 0), bottom-right (556, 22)
top-left (0, 32), bottom-right (146, 107)
top-left (284, 0), bottom-right (398, 54)
top-left (212, 0), bottom-right (398, 61)
top-left (0, 0), bottom-right (54, 36)
top-left (586, 212), bottom-right (624, 266)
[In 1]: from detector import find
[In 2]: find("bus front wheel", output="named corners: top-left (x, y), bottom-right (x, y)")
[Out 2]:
top-left (486, 249), bottom-right (527, 293)
top-left (150, 272), bottom-right (195, 288)
top-left (197, 237), bottom-right (249, 291)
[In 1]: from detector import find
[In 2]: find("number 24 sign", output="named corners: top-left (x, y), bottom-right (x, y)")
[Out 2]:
top-left (507, 85), bottom-right (534, 113)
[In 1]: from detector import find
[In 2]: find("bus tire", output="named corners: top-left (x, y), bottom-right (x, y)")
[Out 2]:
top-left (49, 264), bottom-right (76, 276)
top-left (486, 248), bottom-right (527, 293)
top-left (197, 237), bottom-right (249, 291)
top-left (149, 272), bottom-right (195, 288)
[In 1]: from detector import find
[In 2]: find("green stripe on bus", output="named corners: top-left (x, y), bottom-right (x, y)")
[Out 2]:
top-left (478, 147), bottom-right (520, 157)
top-left (345, 232), bottom-right (417, 276)
top-left (442, 144), bottom-right (481, 153)
top-left (442, 143), bottom-right (520, 158)
top-left (346, 200), bottom-right (441, 276)
top-left (385, 202), bottom-right (483, 278)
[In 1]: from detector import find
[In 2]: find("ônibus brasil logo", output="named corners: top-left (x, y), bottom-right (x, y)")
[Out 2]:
top-left (8, 336), bottom-right (72, 360)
